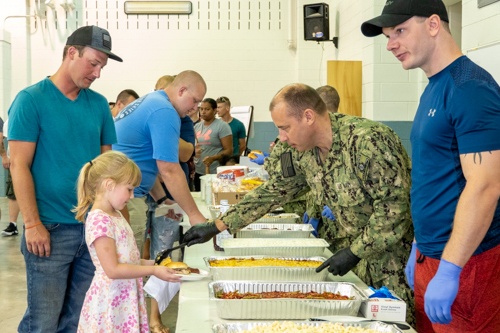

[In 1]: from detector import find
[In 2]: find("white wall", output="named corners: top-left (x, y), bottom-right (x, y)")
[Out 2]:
top-left (462, 0), bottom-right (500, 51)
top-left (0, 30), bottom-right (12, 122)
top-left (1, 0), bottom-right (339, 122)
top-left (0, 1), bottom-right (31, 121)
top-left (1, 0), bottom-right (499, 123)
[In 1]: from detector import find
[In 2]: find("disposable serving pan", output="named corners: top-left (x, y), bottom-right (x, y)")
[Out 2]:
top-left (235, 223), bottom-right (313, 238)
top-left (255, 213), bottom-right (300, 223)
top-left (221, 238), bottom-right (329, 257)
top-left (204, 256), bottom-right (328, 281)
top-left (212, 321), bottom-right (403, 333)
top-left (209, 281), bottom-right (367, 319)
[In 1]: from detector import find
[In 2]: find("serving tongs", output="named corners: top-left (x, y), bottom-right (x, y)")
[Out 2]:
top-left (154, 242), bottom-right (188, 265)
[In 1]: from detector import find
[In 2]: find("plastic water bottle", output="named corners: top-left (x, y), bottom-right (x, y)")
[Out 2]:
top-left (213, 199), bottom-right (232, 251)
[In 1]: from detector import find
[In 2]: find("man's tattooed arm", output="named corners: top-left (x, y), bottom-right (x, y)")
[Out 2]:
top-left (464, 151), bottom-right (492, 164)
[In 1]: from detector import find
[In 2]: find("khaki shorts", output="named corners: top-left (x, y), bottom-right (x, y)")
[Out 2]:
top-left (127, 197), bottom-right (148, 254)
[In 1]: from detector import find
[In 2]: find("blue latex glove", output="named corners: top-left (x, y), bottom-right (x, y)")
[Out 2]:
top-left (250, 152), bottom-right (266, 165)
top-left (321, 205), bottom-right (336, 220)
top-left (424, 259), bottom-right (462, 324)
top-left (302, 212), bottom-right (319, 237)
top-left (405, 242), bottom-right (417, 291)
top-left (368, 286), bottom-right (399, 300)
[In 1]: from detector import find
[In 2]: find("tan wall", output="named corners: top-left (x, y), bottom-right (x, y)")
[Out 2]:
top-left (327, 60), bottom-right (362, 117)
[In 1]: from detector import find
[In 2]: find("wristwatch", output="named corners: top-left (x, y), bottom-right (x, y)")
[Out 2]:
top-left (156, 195), bottom-right (168, 205)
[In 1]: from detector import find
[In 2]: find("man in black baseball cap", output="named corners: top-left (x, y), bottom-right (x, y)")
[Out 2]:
top-left (66, 25), bottom-right (122, 62)
top-left (361, 0), bottom-right (448, 37)
top-left (10, 24), bottom-right (119, 332)
top-left (361, 1), bottom-right (500, 333)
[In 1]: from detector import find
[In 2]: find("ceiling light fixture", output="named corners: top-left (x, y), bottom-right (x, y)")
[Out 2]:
top-left (124, 1), bottom-right (192, 15)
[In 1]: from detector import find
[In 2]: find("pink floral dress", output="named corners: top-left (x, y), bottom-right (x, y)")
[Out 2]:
top-left (78, 209), bottom-right (149, 333)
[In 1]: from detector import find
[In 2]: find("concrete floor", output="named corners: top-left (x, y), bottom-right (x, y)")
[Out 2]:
top-left (0, 197), bottom-right (179, 332)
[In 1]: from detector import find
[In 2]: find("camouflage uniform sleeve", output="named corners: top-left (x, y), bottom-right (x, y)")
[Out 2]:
top-left (220, 141), bottom-right (310, 233)
top-left (305, 192), bottom-right (322, 219)
top-left (281, 196), bottom-right (307, 216)
top-left (349, 126), bottom-right (413, 259)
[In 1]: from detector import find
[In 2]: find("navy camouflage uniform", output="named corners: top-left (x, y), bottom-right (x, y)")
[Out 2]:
top-left (221, 113), bottom-right (415, 325)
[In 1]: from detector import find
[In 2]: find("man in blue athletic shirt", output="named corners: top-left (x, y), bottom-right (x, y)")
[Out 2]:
top-left (113, 71), bottom-right (208, 270)
top-left (362, 1), bottom-right (500, 332)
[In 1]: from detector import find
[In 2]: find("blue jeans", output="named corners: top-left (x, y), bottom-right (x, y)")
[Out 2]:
top-left (146, 198), bottom-right (181, 258)
top-left (18, 223), bottom-right (95, 333)
top-left (150, 215), bottom-right (181, 258)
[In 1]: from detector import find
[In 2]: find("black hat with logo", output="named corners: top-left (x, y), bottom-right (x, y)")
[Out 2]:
top-left (361, 0), bottom-right (449, 37)
top-left (66, 25), bottom-right (123, 62)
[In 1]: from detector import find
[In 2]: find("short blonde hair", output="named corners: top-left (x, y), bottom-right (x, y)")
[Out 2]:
top-left (73, 151), bottom-right (141, 222)
top-left (155, 75), bottom-right (176, 90)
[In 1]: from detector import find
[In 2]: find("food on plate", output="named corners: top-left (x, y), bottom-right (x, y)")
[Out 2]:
top-left (158, 256), bottom-right (172, 266)
top-left (216, 290), bottom-right (353, 300)
top-left (163, 261), bottom-right (200, 275)
top-left (166, 261), bottom-right (191, 275)
top-left (208, 257), bottom-right (322, 268)
top-left (240, 321), bottom-right (381, 333)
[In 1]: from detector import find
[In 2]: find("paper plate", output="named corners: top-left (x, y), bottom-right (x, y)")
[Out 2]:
top-left (177, 269), bottom-right (210, 281)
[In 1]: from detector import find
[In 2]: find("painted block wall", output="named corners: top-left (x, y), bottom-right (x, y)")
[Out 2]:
top-left (2, 1), bottom-right (499, 124)
top-left (0, 0), bottom-right (338, 124)
top-left (247, 120), bottom-right (412, 157)
top-left (0, 0), bottom-right (498, 185)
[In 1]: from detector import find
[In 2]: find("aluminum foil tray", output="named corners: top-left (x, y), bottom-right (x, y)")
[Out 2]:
top-left (236, 223), bottom-right (313, 238)
top-left (204, 256), bottom-right (328, 281)
top-left (209, 281), bottom-right (367, 319)
top-left (212, 321), bottom-right (403, 333)
top-left (255, 213), bottom-right (300, 224)
top-left (221, 238), bottom-right (329, 257)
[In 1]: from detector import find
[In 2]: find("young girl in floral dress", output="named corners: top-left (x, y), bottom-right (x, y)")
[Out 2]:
top-left (74, 151), bottom-right (181, 333)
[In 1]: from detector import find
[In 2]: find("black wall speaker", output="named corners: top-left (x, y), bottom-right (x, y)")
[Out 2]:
top-left (304, 3), bottom-right (329, 41)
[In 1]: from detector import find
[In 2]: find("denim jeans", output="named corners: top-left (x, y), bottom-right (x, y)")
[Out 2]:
top-left (18, 223), bottom-right (95, 333)
top-left (146, 199), bottom-right (181, 258)
top-left (150, 216), bottom-right (181, 258)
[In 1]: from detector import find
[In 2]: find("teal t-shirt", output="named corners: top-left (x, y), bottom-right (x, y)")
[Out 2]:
top-left (8, 78), bottom-right (117, 224)
top-left (228, 117), bottom-right (246, 155)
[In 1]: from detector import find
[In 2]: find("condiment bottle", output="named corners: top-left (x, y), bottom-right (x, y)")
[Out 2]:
top-left (213, 199), bottom-right (232, 251)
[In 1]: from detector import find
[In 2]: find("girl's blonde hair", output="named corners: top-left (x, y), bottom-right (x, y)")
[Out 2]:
top-left (73, 151), bottom-right (142, 222)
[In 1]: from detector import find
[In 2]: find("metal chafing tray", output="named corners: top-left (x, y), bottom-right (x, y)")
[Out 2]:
top-left (212, 321), bottom-right (403, 333)
top-left (209, 207), bottom-right (299, 223)
top-left (235, 223), bottom-right (313, 238)
top-left (221, 238), bottom-right (329, 257)
top-left (204, 256), bottom-right (328, 281)
top-left (255, 213), bottom-right (300, 223)
top-left (209, 281), bottom-right (367, 319)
